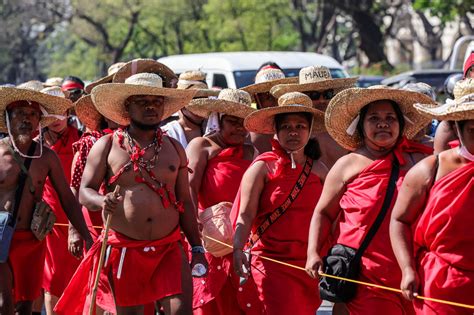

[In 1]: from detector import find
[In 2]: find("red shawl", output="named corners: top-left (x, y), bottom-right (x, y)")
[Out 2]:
top-left (336, 138), bottom-right (432, 290)
top-left (231, 139), bottom-right (324, 315)
top-left (413, 162), bottom-right (474, 314)
top-left (42, 125), bottom-right (81, 296)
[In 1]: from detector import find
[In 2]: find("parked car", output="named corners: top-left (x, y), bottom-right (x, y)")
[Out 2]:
top-left (158, 51), bottom-right (350, 89)
top-left (356, 75), bottom-right (385, 88)
top-left (381, 69), bottom-right (462, 102)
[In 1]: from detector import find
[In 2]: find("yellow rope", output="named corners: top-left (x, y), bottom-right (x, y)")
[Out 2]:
top-left (203, 235), bottom-right (474, 310)
top-left (54, 223), bottom-right (103, 229)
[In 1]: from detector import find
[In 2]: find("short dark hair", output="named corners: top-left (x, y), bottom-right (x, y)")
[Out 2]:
top-left (356, 100), bottom-right (405, 140)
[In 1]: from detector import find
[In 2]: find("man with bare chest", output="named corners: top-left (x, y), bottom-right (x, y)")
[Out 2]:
top-left (0, 87), bottom-right (93, 315)
top-left (55, 72), bottom-right (207, 315)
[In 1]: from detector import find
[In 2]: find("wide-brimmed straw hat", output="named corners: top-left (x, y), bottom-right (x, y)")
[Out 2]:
top-left (112, 59), bottom-right (177, 88)
top-left (244, 91), bottom-right (325, 135)
top-left (17, 80), bottom-right (45, 91)
top-left (177, 70), bottom-right (220, 98)
top-left (241, 68), bottom-right (298, 98)
top-left (75, 95), bottom-right (103, 131)
top-left (85, 62), bottom-right (126, 94)
top-left (43, 77), bottom-right (63, 87)
top-left (91, 72), bottom-right (196, 126)
top-left (186, 88), bottom-right (255, 119)
top-left (414, 79), bottom-right (474, 121)
top-left (0, 86), bottom-right (72, 132)
top-left (325, 86), bottom-right (436, 151)
top-left (270, 66), bottom-right (358, 98)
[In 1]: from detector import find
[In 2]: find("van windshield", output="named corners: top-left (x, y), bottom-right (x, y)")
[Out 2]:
top-left (234, 68), bottom-right (347, 88)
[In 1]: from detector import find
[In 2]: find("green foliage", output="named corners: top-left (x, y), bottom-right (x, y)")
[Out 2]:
top-left (413, 0), bottom-right (473, 24)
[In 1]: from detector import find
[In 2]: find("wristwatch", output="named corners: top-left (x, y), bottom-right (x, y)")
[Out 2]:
top-left (191, 245), bottom-right (205, 254)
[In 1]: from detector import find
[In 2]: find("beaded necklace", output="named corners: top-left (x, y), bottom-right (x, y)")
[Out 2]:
top-left (108, 127), bottom-right (184, 212)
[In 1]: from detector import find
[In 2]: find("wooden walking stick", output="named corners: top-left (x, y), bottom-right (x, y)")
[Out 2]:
top-left (88, 185), bottom-right (120, 315)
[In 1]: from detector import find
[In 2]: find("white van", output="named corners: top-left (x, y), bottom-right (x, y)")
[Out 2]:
top-left (158, 51), bottom-right (349, 89)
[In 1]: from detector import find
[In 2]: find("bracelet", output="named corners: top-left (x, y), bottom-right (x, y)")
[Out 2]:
top-left (191, 245), bottom-right (205, 254)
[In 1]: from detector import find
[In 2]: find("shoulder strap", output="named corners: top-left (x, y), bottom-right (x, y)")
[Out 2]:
top-left (248, 157), bottom-right (313, 247)
top-left (354, 155), bottom-right (400, 260)
top-left (11, 141), bottom-right (37, 224)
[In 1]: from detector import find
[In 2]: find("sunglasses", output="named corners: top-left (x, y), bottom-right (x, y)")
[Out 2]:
top-left (303, 89), bottom-right (334, 100)
top-left (255, 92), bottom-right (277, 109)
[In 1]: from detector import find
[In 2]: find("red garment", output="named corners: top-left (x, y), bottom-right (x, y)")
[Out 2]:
top-left (54, 228), bottom-right (182, 314)
top-left (448, 139), bottom-right (460, 149)
top-left (8, 230), bottom-right (47, 302)
top-left (336, 138), bottom-right (428, 315)
top-left (71, 131), bottom-right (105, 240)
top-left (42, 125), bottom-right (81, 296)
top-left (194, 145), bottom-right (263, 314)
top-left (413, 162), bottom-right (474, 314)
top-left (231, 140), bottom-right (323, 315)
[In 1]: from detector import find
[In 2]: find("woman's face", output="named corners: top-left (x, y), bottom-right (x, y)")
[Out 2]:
top-left (362, 101), bottom-right (400, 149)
top-left (276, 113), bottom-right (311, 151)
top-left (219, 115), bottom-right (247, 145)
top-left (458, 120), bottom-right (474, 154)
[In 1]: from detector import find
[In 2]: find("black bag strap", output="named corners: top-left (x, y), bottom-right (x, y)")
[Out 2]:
top-left (354, 155), bottom-right (400, 261)
top-left (248, 157), bottom-right (313, 247)
top-left (10, 141), bottom-right (37, 225)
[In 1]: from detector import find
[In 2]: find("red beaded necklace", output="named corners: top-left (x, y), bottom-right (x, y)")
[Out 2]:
top-left (108, 127), bottom-right (184, 213)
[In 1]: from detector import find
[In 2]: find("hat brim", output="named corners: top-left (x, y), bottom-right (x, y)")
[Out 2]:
top-left (112, 59), bottom-right (177, 88)
top-left (0, 87), bottom-right (72, 132)
top-left (91, 83), bottom-right (196, 126)
top-left (244, 105), bottom-right (325, 135)
top-left (84, 73), bottom-right (114, 94)
top-left (325, 87), bottom-right (436, 151)
top-left (414, 101), bottom-right (474, 121)
top-left (271, 77), bottom-right (359, 98)
top-left (186, 98), bottom-right (255, 119)
top-left (242, 77), bottom-right (299, 99)
top-left (75, 95), bottom-right (103, 131)
top-left (192, 89), bottom-right (220, 99)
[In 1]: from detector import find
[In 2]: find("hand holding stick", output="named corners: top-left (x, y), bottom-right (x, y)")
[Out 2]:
top-left (88, 185), bottom-right (120, 315)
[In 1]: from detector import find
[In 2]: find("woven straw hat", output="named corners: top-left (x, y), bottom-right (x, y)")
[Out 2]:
top-left (177, 70), bottom-right (220, 99)
top-left (270, 66), bottom-right (358, 98)
top-left (75, 95), bottom-right (103, 131)
top-left (241, 68), bottom-right (298, 98)
top-left (91, 72), bottom-right (196, 126)
top-left (112, 59), bottom-right (177, 88)
top-left (414, 79), bottom-right (474, 121)
top-left (0, 86), bottom-right (72, 132)
top-left (85, 62), bottom-right (126, 94)
top-left (17, 80), bottom-right (45, 91)
top-left (43, 77), bottom-right (63, 87)
top-left (244, 92), bottom-right (325, 135)
top-left (186, 88), bottom-right (255, 119)
top-left (325, 87), bottom-right (436, 151)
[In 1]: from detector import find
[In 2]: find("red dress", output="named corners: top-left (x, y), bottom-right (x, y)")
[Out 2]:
top-left (194, 145), bottom-right (263, 315)
top-left (71, 130), bottom-right (105, 240)
top-left (231, 140), bottom-right (324, 315)
top-left (42, 125), bottom-right (81, 297)
top-left (413, 162), bottom-right (474, 314)
top-left (54, 228), bottom-right (182, 314)
top-left (335, 139), bottom-right (431, 315)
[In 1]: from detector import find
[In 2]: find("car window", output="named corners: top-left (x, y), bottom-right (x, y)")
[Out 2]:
top-left (213, 74), bottom-right (228, 89)
top-left (233, 68), bottom-right (346, 88)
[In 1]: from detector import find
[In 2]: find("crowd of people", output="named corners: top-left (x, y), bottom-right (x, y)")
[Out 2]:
top-left (0, 53), bottom-right (472, 315)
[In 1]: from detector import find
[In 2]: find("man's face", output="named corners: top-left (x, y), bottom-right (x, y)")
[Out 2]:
top-left (126, 95), bottom-right (165, 129)
top-left (8, 105), bottom-right (41, 143)
top-left (458, 120), bottom-right (474, 154)
top-left (255, 92), bottom-right (277, 109)
top-left (65, 88), bottom-right (84, 103)
top-left (302, 89), bottom-right (335, 111)
top-left (219, 115), bottom-right (247, 145)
